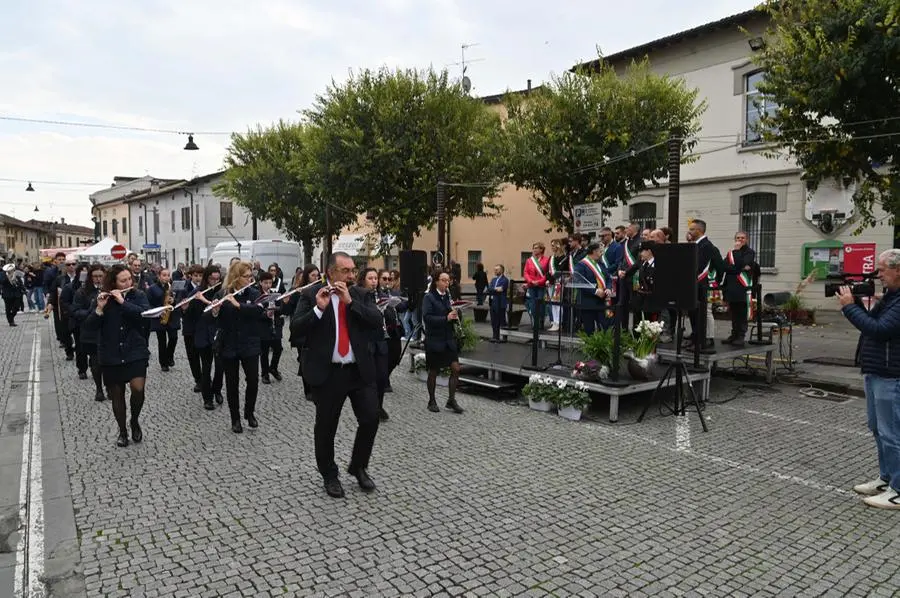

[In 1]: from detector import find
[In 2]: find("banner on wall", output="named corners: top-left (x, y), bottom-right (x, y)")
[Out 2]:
top-left (843, 243), bottom-right (877, 278)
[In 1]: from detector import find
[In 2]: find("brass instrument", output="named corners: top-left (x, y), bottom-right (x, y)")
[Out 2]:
top-left (160, 282), bottom-right (173, 325)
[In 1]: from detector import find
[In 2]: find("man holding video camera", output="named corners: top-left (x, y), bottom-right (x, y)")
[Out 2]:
top-left (839, 249), bottom-right (900, 510)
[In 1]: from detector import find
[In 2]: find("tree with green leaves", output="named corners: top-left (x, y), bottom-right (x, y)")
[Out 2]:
top-left (502, 59), bottom-right (705, 233)
top-left (303, 67), bottom-right (505, 251)
top-left (754, 0), bottom-right (900, 226)
top-left (216, 120), bottom-right (356, 264)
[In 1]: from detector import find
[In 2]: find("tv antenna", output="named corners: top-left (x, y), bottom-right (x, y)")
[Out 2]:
top-left (446, 42), bottom-right (485, 94)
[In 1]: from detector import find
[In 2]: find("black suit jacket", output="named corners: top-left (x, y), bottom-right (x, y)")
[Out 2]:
top-left (696, 237), bottom-right (725, 291)
top-left (722, 245), bottom-right (757, 303)
top-left (290, 285), bottom-right (383, 386)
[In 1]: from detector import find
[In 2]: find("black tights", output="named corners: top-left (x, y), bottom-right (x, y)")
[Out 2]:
top-left (106, 378), bottom-right (146, 435)
top-left (88, 353), bottom-right (103, 394)
top-left (427, 362), bottom-right (460, 403)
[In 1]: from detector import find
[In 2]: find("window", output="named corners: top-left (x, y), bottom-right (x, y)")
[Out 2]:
top-left (520, 251), bottom-right (531, 277)
top-left (122, 218), bottom-right (127, 234)
top-left (744, 71), bottom-right (777, 144)
top-left (629, 202), bottom-right (657, 232)
top-left (195, 205), bottom-right (200, 229)
top-left (138, 216), bottom-right (143, 236)
top-left (739, 192), bottom-right (777, 268)
top-left (171, 210), bottom-right (176, 232)
top-left (102, 221), bottom-right (108, 237)
top-left (153, 211), bottom-right (159, 234)
top-left (220, 201), bottom-right (233, 227)
top-left (467, 250), bottom-right (482, 278)
top-left (111, 220), bottom-right (118, 236)
top-left (181, 207), bottom-right (191, 230)
top-left (185, 248), bottom-right (190, 264)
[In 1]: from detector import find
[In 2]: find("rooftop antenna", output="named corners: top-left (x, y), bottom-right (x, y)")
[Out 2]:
top-left (446, 42), bottom-right (485, 94)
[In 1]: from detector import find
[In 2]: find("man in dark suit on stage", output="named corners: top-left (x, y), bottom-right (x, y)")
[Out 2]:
top-left (290, 251), bottom-right (385, 499)
top-left (722, 231), bottom-right (756, 347)
top-left (685, 219), bottom-right (725, 350)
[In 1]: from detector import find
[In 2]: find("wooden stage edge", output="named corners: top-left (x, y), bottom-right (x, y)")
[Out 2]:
top-left (407, 347), bottom-right (711, 423)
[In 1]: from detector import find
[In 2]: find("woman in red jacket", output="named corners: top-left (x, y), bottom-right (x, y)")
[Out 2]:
top-left (523, 242), bottom-right (550, 331)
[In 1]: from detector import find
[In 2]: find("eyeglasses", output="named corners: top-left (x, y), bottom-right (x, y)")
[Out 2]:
top-left (335, 267), bottom-right (358, 275)
top-left (380, 276), bottom-right (391, 281)
top-left (240, 274), bottom-right (253, 279)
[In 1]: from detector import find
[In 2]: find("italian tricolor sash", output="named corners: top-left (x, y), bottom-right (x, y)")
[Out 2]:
top-left (549, 256), bottom-right (558, 276)
top-left (623, 241), bottom-right (636, 267)
top-left (697, 262), bottom-right (710, 282)
top-left (568, 254), bottom-right (575, 273)
top-left (580, 257), bottom-right (606, 290)
top-left (601, 248), bottom-right (611, 270)
top-left (727, 251), bottom-right (752, 287)
top-left (529, 256), bottom-right (544, 277)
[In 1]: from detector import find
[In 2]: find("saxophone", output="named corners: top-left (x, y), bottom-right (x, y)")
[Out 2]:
top-left (160, 282), bottom-right (173, 325)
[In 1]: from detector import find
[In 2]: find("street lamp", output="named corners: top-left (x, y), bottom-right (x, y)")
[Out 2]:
top-left (184, 134), bottom-right (199, 151)
top-left (26, 182), bottom-right (35, 192)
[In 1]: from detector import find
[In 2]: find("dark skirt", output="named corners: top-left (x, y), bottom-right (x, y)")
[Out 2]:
top-left (426, 349), bottom-right (458, 371)
top-left (102, 359), bottom-right (149, 386)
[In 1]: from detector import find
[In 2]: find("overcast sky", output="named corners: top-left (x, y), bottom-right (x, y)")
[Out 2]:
top-left (0, 0), bottom-right (758, 229)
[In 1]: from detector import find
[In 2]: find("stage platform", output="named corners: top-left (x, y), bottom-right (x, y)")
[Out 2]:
top-left (408, 342), bottom-right (711, 423)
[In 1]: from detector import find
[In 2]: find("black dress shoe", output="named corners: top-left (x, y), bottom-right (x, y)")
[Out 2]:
top-left (446, 399), bottom-right (464, 414)
top-left (203, 400), bottom-right (215, 410)
top-left (348, 468), bottom-right (376, 492)
top-left (378, 407), bottom-right (389, 422)
top-left (116, 433), bottom-right (129, 448)
top-left (324, 478), bottom-right (345, 498)
top-left (78, 371), bottom-right (87, 380)
top-left (427, 399), bottom-right (440, 413)
top-left (9, 322), bottom-right (17, 327)
top-left (246, 414), bottom-right (258, 428)
top-left (722, 335), bottom-right (735, 345)
top-left (94, 390), bottom-right (106, 402)
top-left (232, 422), bottom-right (243, 434)
top-left (261, 374), bottom-right (271, 384)
top-left (169, 359), bottom-right (176, 367)
top-left (271, 370), bottom-right (282, 381)
top-left (214, 392), bottom-right (224, 405)
top-left (161, 365), bottom-right (170, 372)
top-left (193, 383), bottom-right (201, 393)
top-left (65, 353), bottom-right (74, 361)
top-left (731, 338), bottom-right (745, 348)
top-left (130, 421), bottom-right (143, 443)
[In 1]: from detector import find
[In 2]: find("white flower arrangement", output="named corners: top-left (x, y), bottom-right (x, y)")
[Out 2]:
top-left (522, 375), bottom-right (591, 409)
top-left (413, 353), bottom-right (450, 377)
top-left (627, 319), bottom-right (665, 359)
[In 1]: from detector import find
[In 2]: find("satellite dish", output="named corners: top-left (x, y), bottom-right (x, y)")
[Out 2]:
top-left (462, 76), bottom-right (471, 93)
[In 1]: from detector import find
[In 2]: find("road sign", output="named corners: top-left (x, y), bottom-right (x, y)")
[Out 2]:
top-left (110, 244), bottom-right (127, 260)
top-left (573, 203), bottom-right (603, 238)
top-left (142, 243), bottom-right (160, 250)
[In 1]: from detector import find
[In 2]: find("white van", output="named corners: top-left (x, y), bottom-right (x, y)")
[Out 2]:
top-left (207, 240), bottom-right (303, 281)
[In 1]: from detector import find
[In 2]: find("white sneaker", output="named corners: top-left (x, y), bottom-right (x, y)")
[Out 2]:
top-left (548, 323), bottom-right (559, 332)
top-left (853, 478), bottom-right (889, 496)
top-left (862, 487), bottom-right (900, 510)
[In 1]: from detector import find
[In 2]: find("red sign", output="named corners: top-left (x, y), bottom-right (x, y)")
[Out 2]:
top-left (110, 244), bottom-right (127, 260)
top-left (843, 242), bottom-right (877, 278)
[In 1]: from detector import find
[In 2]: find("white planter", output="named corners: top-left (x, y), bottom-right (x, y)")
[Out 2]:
top-left (528, 399), bottom-right (553, 412)
top-left (557, 405), bottom-right (583, 421)
top-left (415, 370), bottom-right (449, 386)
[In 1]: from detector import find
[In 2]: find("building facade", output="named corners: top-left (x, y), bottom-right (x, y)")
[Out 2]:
top-left (0, 215), bottom-right (93, 263)
top-left (123, 171), bottom-right (286, 268)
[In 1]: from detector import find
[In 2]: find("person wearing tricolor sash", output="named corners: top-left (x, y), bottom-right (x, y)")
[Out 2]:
top-left (524, 242), bottom-right (551, 331)
top-left (722, 232), bottom-right (756, 348)
top-left (563, 234), bottom-right (588, 332)
top-left (574, 243), bottom-right (613, 335)
top-left (685, 219), bottom-right (725, 350)
top-left (616, 223), bottom-right (642, 329)
top-left (547, 239), bottom-right (568, 332)
top-left (598, 227), bottom-right (621, 279)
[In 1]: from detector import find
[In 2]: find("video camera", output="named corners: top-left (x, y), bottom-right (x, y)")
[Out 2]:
top-left (824, 272), bottom-right (877, 298)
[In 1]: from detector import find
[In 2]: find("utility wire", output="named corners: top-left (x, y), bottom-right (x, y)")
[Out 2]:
top-left (0, 115), bottom-right (232, 136)
top-left (0, 177), bottom-right (108, 186)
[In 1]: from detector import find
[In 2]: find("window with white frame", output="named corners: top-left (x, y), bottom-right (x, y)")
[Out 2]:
top-left (467, 250), bottom-right (482, 278)
top-left (181, 207), bottom-right (190, 230)
top-left (171, 210), bottom-right (176, 232)
top-left (744, 71), bottom-right (777, 144)
top-left (739, 192), bottom-right (777, 268)
top-left (138, 216), bottom-right (143, 235)
top-left (629, 202), bottom-right (657, 232)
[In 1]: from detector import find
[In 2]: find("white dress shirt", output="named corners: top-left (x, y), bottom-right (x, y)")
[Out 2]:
top-left (313, 293), bottom-right (356, 364)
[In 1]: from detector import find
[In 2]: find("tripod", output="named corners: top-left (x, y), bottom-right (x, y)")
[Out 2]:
top-left (638, 310), bottom-right (708, 431)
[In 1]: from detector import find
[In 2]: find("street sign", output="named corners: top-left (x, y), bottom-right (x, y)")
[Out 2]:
top-left (573, 203), bottom-right (604, 238)
top-left (110, 244), bottom-right (127, 260)
top-left (142, 243), bottom-right (160, 250)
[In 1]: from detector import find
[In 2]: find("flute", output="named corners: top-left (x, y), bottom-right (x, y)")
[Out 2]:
top-left (264, 278), bottom-right (326, 303)
top-left (203, 281), bottom-right (257, 313)
top-left (176, 281), bottom-right (222, 309)
top-left (97, 286), bottom-right (133, 300)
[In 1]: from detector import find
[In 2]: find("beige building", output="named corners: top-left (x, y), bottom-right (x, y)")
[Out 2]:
top-left (342, 9), bottom-right (894, 307)
top-left (0, 214), bottom-right (94, 263)
top-left (89, 175), bottom-right (181, 249)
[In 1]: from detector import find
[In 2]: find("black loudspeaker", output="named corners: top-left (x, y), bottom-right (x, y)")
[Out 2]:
top-left (399, 250), bottom-right (428, 295)
top-left (652, 243), bottom-right (698, 310)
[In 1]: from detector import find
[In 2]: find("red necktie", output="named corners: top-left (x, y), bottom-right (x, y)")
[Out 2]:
top-left (337, 301), bottom-right (350, 357)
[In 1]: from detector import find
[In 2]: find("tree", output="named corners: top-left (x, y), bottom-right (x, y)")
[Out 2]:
top-left (502, 59), bottom-right (705, 234)
top-left (754, 0), bottom-right (900, 226)
top-left (303, 67), bottom-right (505, 251)
top-left (216, 120), bottom-right (356, 264)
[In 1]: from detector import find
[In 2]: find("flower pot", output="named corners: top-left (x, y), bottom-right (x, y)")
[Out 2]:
top-left (506, 310), bottom-right (524, 329)
top-left (528, 399), bottom-right (552, 412)
top-left (557, 405), bottom-right (583, 421)
top-left (473, 307), bottom-right (488, 323)
top-left (626, 354), bottom-right (656, 381)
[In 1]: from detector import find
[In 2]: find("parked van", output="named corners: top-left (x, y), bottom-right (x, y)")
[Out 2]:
top-left (207, 240), bottom-right (303, 280)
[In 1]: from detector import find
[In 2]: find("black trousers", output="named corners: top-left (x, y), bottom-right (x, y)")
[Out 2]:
top-left (312, 363), bottom-right (379, 480)
top-left (729, 301), bottom-right (749, 338)
top-left (688, 286), bottom-right (710, 340)
top-left (223, 355), bottom-right (259, 424)
top-left (51, 304), bottom-right (63, 342)
top-left (183, 334), bottom-right (202, 384)
top-left (198, 346), bottom-right (223, 402)
top-left (489, 305), bottom-right (506, 340)
top-left (4, 296), bottom-right (22, 324)
top-left (73, 328), bottom-right (88, 373)
top-left (155, 329), bottom-right (178, 366)
top-left (80, 343), bottom-right (104, 393)
top-left (373, 344), bottom-right (390, 409)
top-left (260, 340), bottom-right (283, 376)
top-left (59, 316), bottom-right (74, 354)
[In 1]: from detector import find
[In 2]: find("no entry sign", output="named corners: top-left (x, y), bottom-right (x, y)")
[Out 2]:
top-left (110, 244), bottom-right (127, 260)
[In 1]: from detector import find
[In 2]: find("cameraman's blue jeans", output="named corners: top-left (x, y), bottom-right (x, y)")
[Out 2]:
top-left (865, 374), bottom-right (900, 491)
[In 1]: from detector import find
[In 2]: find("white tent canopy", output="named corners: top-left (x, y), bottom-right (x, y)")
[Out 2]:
top-left (75, 237), bottom-right (129, 262)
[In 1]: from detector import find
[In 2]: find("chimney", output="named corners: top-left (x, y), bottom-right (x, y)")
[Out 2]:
top-left (527, 79), bottom-right (532, 91)
top-left (150, 179), bottom-right (159, 194)
top-left (60, 217), bottom-right (65, 225)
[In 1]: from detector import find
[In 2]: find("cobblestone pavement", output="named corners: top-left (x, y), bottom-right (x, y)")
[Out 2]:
top-left (2, 312), bottom-right (900, 597)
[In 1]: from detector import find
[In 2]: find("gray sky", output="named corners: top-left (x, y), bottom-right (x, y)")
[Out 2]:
top-left (0, 0), bottom-right (758, 229)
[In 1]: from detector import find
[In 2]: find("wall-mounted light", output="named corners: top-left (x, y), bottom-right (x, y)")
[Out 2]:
top-left (184, 134), bottom-right (199, 151)
top-left (748, 37), bottom-right (766, 51)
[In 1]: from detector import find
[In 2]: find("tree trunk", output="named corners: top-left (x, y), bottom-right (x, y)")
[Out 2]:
top-left (300, 235), bottom-right (313, 266)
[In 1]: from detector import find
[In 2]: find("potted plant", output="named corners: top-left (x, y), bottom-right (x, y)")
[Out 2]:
top-left (577, 329), bottom-right (615, 371)
top-left (522, 374), bottom-right (555, 412)
top-left (571, 360), bottom-right (609, 383)
top-left (455, 317), bottom-right (480, 354)
top-left (622, 319), bottom-right (664, 380)
top-left (412, 353), bottom-right (450, 386)
top-left (551, 379), bottom-right (592, 421)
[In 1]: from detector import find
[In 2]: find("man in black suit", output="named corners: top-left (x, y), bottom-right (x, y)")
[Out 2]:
top-left (722, 231), bottom-right (757, 347)
top-left (290, 251), bottom-right (384, 499)
top-left (685, 219), bottom-right (725, 350)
